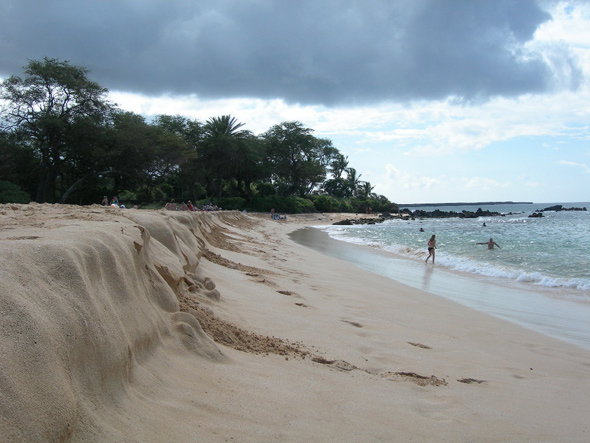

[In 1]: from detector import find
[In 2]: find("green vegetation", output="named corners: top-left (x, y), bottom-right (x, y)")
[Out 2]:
top-left (0, 57), bottom-right (398, 213)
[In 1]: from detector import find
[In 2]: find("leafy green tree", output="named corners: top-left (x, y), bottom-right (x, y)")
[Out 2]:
top-left (263, 121), bottom-right (334, 197)
top-left (104, 111), bottom-right (191, 203)
top-left (0, 131), bottom-right (20, 183)
top-left (0, 130), bottom-right (40, 200)
top-left (329, 153), bottom-right (349, 179)
top-left (153, 115), bottom-right (202, 145)
top-left (56, 114), bottom-right (112, 203)
top-left (152, 115), bottom-right (205, 202)
top-left (0, 57), bottom-right (111, 202)
top-left (0, 180), bottom-right (31, 203)
top-left (231, 134), bottom-right (267, 199)
top-left (356, 180), bottom-right (376, 199)
top-left (199, 115), bottom-right (254, 202)
top-left (345, 167), bottom-right (361, 197)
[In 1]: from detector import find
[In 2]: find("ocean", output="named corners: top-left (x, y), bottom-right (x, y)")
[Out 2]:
top-left (292, 202), bottom-right (590, 349)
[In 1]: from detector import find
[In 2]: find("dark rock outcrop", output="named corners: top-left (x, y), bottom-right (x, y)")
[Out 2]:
top-left (536, 205), bottom-right (587, 212)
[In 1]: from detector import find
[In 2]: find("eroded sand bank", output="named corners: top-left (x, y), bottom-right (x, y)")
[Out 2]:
top-left (1, 205), bottom-right (588, 442)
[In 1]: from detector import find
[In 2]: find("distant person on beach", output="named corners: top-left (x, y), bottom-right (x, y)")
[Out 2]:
top-left (101, 196), bottom-right (108, 206)
top-left (425, 235), bottom-right (436, 263)
top-left (165, 199), bottom-right (177, 211)
top-left (478, 238), bottom-right (501, 249)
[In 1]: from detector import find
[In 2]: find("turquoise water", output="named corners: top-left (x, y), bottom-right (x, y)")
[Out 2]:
top-left (322, 202), bottom-right (590, 298)
top-left (300, 202), bottom-right (590, 348)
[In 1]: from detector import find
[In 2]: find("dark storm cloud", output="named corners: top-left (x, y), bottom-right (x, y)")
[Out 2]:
top-left (0, 0), bottom-right (581, 105)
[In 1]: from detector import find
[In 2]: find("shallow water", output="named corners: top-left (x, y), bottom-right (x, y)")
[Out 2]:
top-left (290, 207), bottom-right (590, 350)
top-left (326, 202), bottom-right (590, 296)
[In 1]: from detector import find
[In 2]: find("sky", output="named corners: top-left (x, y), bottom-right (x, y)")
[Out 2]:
top-left (1, 0), bottom-right (589, 204)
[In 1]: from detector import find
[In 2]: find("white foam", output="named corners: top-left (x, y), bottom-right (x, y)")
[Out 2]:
top-left (321, 224), bottom-right (590, 294)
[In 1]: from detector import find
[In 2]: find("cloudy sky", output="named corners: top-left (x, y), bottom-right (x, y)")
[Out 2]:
top-left (1, 0), bottom-right (589, 204)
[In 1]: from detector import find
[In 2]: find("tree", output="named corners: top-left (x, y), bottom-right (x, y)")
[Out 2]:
top-left (103, 111), bottom-right (191, 202)
top-left (153, 114), bottom-right (201, 147)
top-left (356, 180), bottom-right (375, 199)
top-left (329, 153), bottom-right (349, 180)
top-left (199, 115), bottom-right (254, 202)
top-left (0, 57), bottom-right (111, 202)
top-left (323, 153), bottom-right (350, 197)
top-left (263, 121), bottom-right (333, 197)
top-left (345, 167), bottom-right (361, 197)
top-left (153, 115), bottom-right (205, 202)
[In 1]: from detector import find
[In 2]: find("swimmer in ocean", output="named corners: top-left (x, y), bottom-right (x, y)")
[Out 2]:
top-left (477, 238), bottom-right (501, 250)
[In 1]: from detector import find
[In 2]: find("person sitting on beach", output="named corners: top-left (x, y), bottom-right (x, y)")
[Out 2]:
top-left (187, 201), bottom-right (195, 211)
top-left (101, 196), bottom-right (109, 206)
top-left (477, 238), bottom-right (501, 249)
top-left (425, 235), bottom-right (436, 263)
top-left (180, 202), bottom-right (188, 211)
top-left (165, 199), bottom-right (177, 211)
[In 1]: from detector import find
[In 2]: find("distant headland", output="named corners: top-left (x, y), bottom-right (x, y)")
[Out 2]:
top-left (399, 201), bottom-right (533, 207)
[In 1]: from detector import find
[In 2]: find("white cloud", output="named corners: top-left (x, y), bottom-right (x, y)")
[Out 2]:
top-left (461, 177), bottom-right (511, 190)
top-left (558, 160), bottom-right (590, 173)
top-left (536, 2), bottom-right (590, 49)
top-left (378, 165), bottom-right (439, 192)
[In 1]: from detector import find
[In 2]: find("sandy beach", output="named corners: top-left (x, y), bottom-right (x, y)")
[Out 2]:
top-left (1, 204), bottom-right (589, 442)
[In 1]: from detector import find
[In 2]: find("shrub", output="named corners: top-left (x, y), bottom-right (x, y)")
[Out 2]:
top-left (218, 197), bottom-right (246, 210)
top-left (312, 195), bottom-right (338, 212)
top-left (246, 195), bottom-right (315, 213)
top-left (0, 180), bottom-right (31, 204)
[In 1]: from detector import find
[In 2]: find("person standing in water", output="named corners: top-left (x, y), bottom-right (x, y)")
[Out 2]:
top-left (477, 238), bottom-right (501, 249)
top-left (425, 235), bottom-right (436, 263)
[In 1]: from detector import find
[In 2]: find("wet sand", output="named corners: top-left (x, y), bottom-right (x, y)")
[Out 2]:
top-left (290, 227), bottom-right (590, 350)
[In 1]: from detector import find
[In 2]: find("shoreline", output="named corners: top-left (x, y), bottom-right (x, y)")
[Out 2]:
top-left (2, 206), bottom-right (589, 441)
top-left (290, 226), bottom-right (590, 350)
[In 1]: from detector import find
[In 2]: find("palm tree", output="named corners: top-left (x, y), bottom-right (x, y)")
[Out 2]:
top-left (356, 181), bottom-right (375, 199)
top-left (345, 167), bottom-right (361, 198)
top-left (199, 115), bottom-right (252, 202)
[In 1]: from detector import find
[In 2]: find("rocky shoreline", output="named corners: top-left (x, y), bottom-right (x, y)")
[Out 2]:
top-left (528, 204), bottom-right (587, 218)
top-left (332, 207), bottom-right (505, 225)
top-left (333, 204), bottom-right (587, 225)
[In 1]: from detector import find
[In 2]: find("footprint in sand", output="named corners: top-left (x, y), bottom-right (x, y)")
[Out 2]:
top-left (341, 320), bottom-right (363, 328)
top-left (311, 357), bottom-right (357, 371)
top-left (295, 302), bottom-right (308, 307)
top-left (278, 290), bottom-right (304, 299)
top-left (383, 371), bottom-right (447, 387)
top-left (457, 378), bottom-right (485, 384)
top-left (408, 342), bottom-right (432, 349)
top-left (245, 273), bottom-right (277, 287)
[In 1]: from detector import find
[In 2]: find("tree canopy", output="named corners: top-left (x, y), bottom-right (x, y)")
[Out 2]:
top-left (0, 58), bottom-right (398, 213)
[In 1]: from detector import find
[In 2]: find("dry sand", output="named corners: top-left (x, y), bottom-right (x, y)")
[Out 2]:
top-left (1, 204), bottom-right (588, 442)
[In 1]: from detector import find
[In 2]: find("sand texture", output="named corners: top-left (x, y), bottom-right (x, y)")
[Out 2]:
top-left (0, 204), bottom-right (589, 442)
